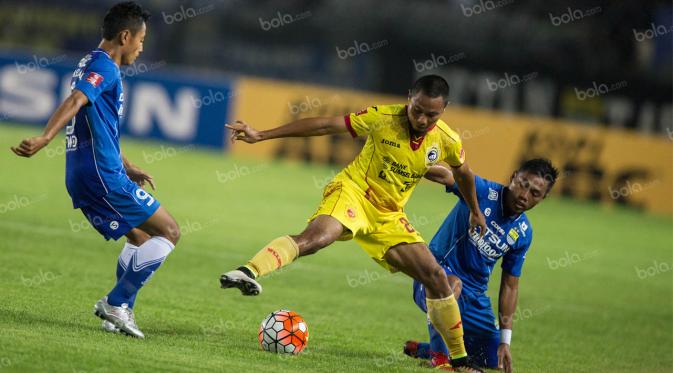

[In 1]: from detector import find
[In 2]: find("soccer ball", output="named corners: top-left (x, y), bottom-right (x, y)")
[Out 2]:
top-left (258, 309), bottom-right (309, 354)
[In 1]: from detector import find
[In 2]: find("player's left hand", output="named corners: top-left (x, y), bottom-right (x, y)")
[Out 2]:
top-left (127, 166), bottom-right (156, 190)
top-left (469, 210), bottom-right (487, 238)
top-left (498, 343), bottom-right (513, 373)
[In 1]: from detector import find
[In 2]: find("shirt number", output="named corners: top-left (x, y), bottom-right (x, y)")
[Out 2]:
top-left (135, 189), bottom-right (155, 207)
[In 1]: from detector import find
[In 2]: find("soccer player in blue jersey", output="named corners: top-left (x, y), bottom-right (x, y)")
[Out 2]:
top-left (11, 2), bottom-right (179, 339)
top-left (403, 159), bottom-right (558, 372)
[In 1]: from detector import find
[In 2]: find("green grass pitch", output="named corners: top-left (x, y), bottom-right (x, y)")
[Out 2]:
top-left (1, 124), bottom-right (671, 372)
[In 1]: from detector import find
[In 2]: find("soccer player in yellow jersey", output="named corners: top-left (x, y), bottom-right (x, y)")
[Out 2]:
top-left (221, 75), bottom-right (487, 372)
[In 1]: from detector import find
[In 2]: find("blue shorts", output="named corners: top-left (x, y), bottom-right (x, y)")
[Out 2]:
top-left (76, 181), bottom-right (160, 240)
top-left (413, 266), bottom-right (499, 368)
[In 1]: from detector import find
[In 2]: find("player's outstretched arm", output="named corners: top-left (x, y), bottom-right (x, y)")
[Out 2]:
top-left (11, 90), bottom-right (89, 157)
top-left (497, 272), bottom-right (519, 373)
top-left (424, 164), bottom-right (455, 187)
top-left (225, 117), bottom-right (348, 144)
top-left (451, 162), bottom-right (487, 236)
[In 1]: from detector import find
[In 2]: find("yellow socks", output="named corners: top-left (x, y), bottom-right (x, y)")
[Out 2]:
top-left (426, 295), bottom-right (468, 360)
top-left (244, 236), bottom-right (299, 278)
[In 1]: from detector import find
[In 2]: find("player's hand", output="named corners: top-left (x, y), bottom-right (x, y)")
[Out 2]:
top-left (11, 136), bottom-right (50, 157)
top-left (126, 166), bottom-right (156, 190)
top-left (226, 120), bottom-right (261, 144)
top-left (498, 343), bottom-right (513, 373)
top-left (469, 210), bottom-right (487, 238)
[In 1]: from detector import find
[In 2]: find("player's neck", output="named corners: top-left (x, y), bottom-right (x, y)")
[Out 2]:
top-left (97, 40), bottom-right (123, 67)
top-left (502, 188), bottom-right (518, 218)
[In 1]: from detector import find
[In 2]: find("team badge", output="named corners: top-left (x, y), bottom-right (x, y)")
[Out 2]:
top-left (110, 221), bottom-right (119, 230)
top-left (519, 221), bottom-right (528, 237)
top-left (506, 228), bottom-right (519, 245)
top-left (347, 208), bottom-right (356, 219)
top-left (488, 188), bottom-right (498, 201)
top-left (484, 207), bottom-right (491, 217)
top-left (85, 72), bottom-right (104, 87)
top-left (426, 145), bottom-right (440, 165)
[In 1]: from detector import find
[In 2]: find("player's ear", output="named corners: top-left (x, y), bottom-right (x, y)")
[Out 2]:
top-left (119, 30), bottom-right (131, 45)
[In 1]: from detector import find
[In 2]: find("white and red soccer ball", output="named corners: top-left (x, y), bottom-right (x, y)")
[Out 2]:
top-left (258, 309), bottom-right (309, 354)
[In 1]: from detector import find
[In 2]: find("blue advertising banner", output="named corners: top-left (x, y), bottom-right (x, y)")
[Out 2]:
top-left (0, 51), bottom-right (233, 149)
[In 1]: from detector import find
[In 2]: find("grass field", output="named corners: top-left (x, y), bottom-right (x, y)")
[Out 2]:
top-left (1, 123), bottom-right (672, 372)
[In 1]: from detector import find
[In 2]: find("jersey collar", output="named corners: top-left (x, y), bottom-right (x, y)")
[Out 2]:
top-left (94, 48), bottom-right (112, 59)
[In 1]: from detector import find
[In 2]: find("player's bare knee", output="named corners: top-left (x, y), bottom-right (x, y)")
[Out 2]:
top-left (295, 231), bottom-right (332, 256)
top-left (447, 275), bottom-right (462, 298)
top-left (423, 265), bottom-right (450, 295)
top-left (163, 220), bottom-right (181, 245)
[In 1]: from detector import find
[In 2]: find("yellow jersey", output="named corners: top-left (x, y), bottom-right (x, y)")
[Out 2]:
top-left (338, 104), bottom-right (465, 212)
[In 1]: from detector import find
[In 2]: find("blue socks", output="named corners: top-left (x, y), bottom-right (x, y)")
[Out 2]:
top-left (108, 237), bottom-right (174, 307)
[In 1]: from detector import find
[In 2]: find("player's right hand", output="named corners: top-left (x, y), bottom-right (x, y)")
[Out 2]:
top-left (225, 120), bottom-right (261, 144)
top-left (11, 136), bottom-right (50, 157)
top-left (498, 343), bottom-right (513, 373)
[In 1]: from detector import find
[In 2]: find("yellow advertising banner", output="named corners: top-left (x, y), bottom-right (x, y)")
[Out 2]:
top-left (231, 77), bottom-right (673, 215)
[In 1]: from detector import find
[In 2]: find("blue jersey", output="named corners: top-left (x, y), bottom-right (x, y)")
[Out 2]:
top-left (65, 49), bottom-right (126, 207)
top-left (429, 176), bottom-right (533, 294)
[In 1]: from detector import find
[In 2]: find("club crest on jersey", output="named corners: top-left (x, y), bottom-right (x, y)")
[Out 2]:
top-left (110, 221), bottom-right (119, 230)
top-left (484, 207), bottom-right (491, 217)
top-left (426, 145), bottom-right (440, 165)
top-left (488, 188), bottom-right (498, 201)
top-left (86, 72), bottom-right (104, 87)
top-left (519, 221), bottom-right (528, 237)
top-left (346, 207), bottom-right (356, 219)
top-left (507, 228), bottom-right (519, 245)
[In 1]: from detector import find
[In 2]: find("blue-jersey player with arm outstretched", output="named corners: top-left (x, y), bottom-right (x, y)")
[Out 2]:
top-left (11, 2), bottom-right (180, 339)
top-left (404, 159), bottom-right (558, 372)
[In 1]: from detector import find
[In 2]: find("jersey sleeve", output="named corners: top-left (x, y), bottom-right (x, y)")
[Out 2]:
top-left (74, 60), bottom-right (118, 104)
top-left (343, 106), bottom-right (380, 138)
top-left (443, 136), bottom-right (465, 168)
top-left (501, 231), bottom-right (532, 277)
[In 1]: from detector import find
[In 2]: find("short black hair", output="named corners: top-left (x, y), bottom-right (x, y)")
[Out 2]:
top-left (102, 1), bottom-right (150, 41)
top-left (410, 75), bottom-right (450, 105)
top-left (518, 158), bottom-right (559, 193)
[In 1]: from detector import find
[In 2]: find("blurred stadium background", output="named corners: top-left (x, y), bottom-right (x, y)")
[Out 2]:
top-left (0, 1), bottom-right (671, 372)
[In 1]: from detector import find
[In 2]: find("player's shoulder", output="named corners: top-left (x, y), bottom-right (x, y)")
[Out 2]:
top-left (434, 119), bottom-right (461, 144)
top-left (368, 104), bottom-right (407, 116)
top-left (474, 175), bottom-right (503, 195)
top-left (87, 50), bottom-right (119, 73)
top-left (515, 213), bottom-right (533, 242)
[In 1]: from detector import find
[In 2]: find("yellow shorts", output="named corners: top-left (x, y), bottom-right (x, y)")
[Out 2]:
top-left (309, 178), bottom-right (425, 272)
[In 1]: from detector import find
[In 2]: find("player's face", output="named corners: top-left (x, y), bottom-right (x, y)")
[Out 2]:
top-left (121, 23), bottom-right (146, 65)
top-left (506, 171), bottom-right (549, 214)
top-left (407, 93), bottom-right (446, 133)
